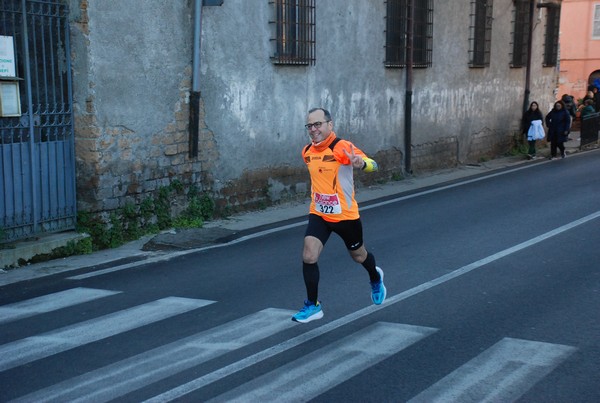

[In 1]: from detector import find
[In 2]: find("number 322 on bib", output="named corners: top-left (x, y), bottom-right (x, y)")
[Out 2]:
top-left (314, 193), bottom-right (342, 214)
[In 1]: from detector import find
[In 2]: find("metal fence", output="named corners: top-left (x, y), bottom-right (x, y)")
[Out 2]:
top-left (580, 112), bottom-right (600, 150)
top-left (0, 0), bottom-right (76, 243)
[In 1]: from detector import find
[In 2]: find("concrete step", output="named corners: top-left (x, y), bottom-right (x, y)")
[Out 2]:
top-left (1, 232), bottom-right (89, 270)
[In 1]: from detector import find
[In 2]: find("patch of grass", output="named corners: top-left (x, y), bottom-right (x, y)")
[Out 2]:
top-left (509, 131), bottom-right (529, 157)
top-left (76, 182), bottom-right (215, 251)
top-left (24, 237), bottom-right (93, 265)
top-left (391, 172), bottom-right (404, 181)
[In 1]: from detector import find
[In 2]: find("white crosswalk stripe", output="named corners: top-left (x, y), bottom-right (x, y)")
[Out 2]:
top-left (0, 291), bottom-right (578, 402)
top-left (206, 322), bottom-right (437, 403)
top-left (0, 287), bottom-right (121, 324)
top-left (12, 308), bottom-right (297, 403)
top-left (0, 296), bottom-right (214, 372)
top-left (408, 337), bottom-right (577, 403)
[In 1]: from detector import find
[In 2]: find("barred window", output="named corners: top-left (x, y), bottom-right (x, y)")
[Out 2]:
top-left (510, 0), bottom-right (530, 68)
top-left (469, 0), bottom-right (493, 68)
top-left (385, 0), bottom-right (433, 68)
top-left (543, 6), bottom-right (560, 67)
top-left (270, 0), bottom-right (315, 65)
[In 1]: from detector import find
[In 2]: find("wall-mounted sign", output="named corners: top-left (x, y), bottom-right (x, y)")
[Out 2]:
top-left (0, 81), bottom-right (21, 117)
top-left (0, 36), bottom-right (16, 77)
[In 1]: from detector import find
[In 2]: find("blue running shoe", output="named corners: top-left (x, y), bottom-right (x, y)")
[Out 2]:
top-left (292, 300), bottom-right (323, 323)
top-left (371, 267), bottom-right (387, 305)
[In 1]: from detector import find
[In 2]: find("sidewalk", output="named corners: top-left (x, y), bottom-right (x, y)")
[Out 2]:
top-left (0, 137), bottom-right (586, 286)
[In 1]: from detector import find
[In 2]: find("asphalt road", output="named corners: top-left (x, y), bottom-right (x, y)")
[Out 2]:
top-left (1, 151), bottom-right (599, 402)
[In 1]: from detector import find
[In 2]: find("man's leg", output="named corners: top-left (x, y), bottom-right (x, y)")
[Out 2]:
top-left (349, 246), bottom-right (379, 283)
top-left (292, 216), bottom-right (329, 323)
top-left (336, 219), bottom-right (379, 282)
top-left (302, 235), bottom-right (323, 304)
top-left (337, 218), bottom-right (387, 305)
top-left (350, 246), bottom-right (386, 305)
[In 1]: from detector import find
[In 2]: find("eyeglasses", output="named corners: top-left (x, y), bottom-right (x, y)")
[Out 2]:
top-left (305, 121), bottom-right (330, 130)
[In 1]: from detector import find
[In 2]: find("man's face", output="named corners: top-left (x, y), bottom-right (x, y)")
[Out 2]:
top-left (306, 110), bottom-right (332, 144)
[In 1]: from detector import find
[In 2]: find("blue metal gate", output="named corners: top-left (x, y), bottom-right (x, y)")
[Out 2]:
top-left (0, 0), bottom-right (76, 242)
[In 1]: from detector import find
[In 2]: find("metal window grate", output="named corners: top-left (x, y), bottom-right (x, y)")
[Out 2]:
top-left (413, 0), bottom-right (433, 68)
top-left (384, 0), bottom-right (407, 67)
top-left (270, 0), bottom-right (315, 66)
top-left (543, 6), bottom-right (560, 67)
top-left (469, 0), bottom-right (493, 68)
top-left (384, 0), bottom-right (433, 68)
top-left (510, 0), bottom-right (530, 68)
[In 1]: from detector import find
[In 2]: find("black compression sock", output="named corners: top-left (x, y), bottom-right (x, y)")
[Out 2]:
top-left (362, 252), bottom-right (379, 282)
top-left (303, 262), bottom-right (319, 304)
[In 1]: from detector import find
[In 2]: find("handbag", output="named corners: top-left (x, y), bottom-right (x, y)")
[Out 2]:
top-left (527, 120), bottom-right (545, 140)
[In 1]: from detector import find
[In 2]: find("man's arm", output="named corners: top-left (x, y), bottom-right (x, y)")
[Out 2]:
top-left (340, 142), bottom-right (379, 172)
top-left (361, 157), bottom-right (378, 172)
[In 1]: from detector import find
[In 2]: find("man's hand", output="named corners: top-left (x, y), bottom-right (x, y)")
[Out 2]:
top-left (344, 145), bottom-right (365, 169)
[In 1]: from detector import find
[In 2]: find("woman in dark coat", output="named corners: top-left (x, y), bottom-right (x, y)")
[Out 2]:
top-left (522, 101), bottom-right (544, 159)
top-left (545, 100), bottom-right (571, 159)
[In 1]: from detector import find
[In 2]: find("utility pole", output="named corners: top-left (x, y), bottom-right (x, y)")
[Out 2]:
top-left (189, 0), bottom-right (203, 158)
top-left (404, 0), bottom-right (414, 175)
top-left (189, 0), bottom-right (223, 158)
top-left (523, 0), bottom-right (535, 114)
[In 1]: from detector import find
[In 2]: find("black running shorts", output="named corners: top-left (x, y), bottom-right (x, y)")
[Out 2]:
top-left (305, 214), bottom-right (364, 251)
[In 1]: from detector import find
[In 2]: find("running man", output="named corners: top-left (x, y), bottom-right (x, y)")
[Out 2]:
top-left (292, 107), bottom-right (386, 323)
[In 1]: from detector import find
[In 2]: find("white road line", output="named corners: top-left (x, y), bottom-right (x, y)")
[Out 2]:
top-left (0, 288), bottom-right (121, 324)
top-left (362, 163), bottom-right (537, 211)
top-left (408, 337), bottom-right (576, 403)
top-left (12, 308), bottom-right (296, 403)
top-left (208, 322), bottom-right (437, 403)
top-left (146, 210), bottom-right (600, 402)
top-left (0, 297), bottom-right (213, 372)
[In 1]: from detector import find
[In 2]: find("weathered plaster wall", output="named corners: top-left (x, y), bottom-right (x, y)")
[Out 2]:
top-left (199, 0), bottom-right (558, 180)
top-left (198, 0), bottom-right (402, 186)
top-left (68, 0), bottom-right (559, 216)
top-left (411, 1), bottom-right (558, 161)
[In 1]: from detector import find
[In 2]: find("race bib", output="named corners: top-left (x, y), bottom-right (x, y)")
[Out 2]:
top-left (314, 192), bottom-right (342, 214)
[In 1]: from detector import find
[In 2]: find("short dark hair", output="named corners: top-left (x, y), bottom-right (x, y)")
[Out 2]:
top-left (308, 107), bottom-right (331, 121)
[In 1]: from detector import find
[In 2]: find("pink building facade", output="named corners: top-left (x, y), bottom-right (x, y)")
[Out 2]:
top-left (558, 0), bottom-right (600, 101)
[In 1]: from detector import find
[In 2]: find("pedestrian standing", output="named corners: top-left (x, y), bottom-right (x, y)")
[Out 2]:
top-left (545, 101), bottom-right (571, 159)
top-left (292, 107), bottom-right (386, 323)
top-left (522, 101), bottom-right (544, 159)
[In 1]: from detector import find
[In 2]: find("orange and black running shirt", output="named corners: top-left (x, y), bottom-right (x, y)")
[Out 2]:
top-left (302, 132), bottom-right (368, 222)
